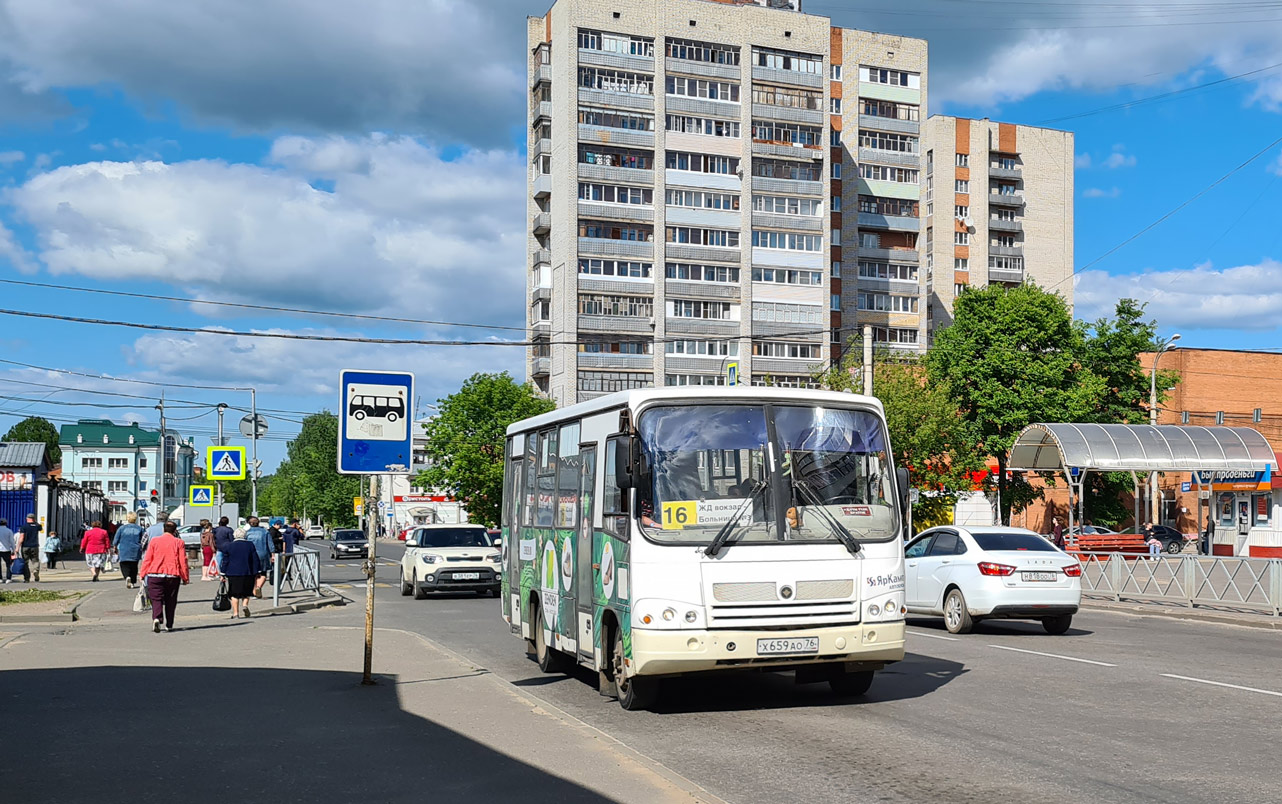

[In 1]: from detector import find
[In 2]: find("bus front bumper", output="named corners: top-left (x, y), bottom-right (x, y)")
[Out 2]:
top-left (630, 621), bottom-right (905, 676)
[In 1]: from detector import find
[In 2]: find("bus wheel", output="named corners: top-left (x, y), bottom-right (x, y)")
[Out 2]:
top-left (612, 626), bottom-right (657, 711)
top-left (534, 603), bottom-right (571, 674)
top-left (829, 670), bottom-right (874, 697)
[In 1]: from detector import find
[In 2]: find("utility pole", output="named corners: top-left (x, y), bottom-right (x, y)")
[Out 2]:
top-left (250, 387), bottom-right (259, 517)
top-left (362, 473), bottom-right (377, 685)
top-left (862, 325), bottom-right (874, 396)
top-left (216, 403), bottom-right (228, 522)
top-left (155, 393), bottom-right (166, 516)
top-left (1149, 334), bottom-right (1181, 525)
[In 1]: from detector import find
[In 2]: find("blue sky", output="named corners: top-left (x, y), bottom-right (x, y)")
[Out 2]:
top-left (1, 0), bottom-right (1281, 472)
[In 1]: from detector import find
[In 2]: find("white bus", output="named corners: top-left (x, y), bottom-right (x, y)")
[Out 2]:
top-left (500, 387), bottom-right (908, 710)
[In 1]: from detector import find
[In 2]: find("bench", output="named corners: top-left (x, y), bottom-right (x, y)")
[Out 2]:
top-left (1068, 532), bottom-right (1150, 557)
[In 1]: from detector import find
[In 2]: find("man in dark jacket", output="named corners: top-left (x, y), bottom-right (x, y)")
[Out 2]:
top-left (211, 516), bottom-right (235, 573)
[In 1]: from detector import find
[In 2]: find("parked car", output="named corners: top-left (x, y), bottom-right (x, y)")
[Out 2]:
top-left (1141, 524), bottom-right (1189, 555)
top-left (305, 525), bottom-right (325, 540)
top-left (176, 524), bottom-right (204, 554)
top-left (905, 526), bottom-right (1082, 635)
top-left (1066, 524), bottom-right (1118, 536)
top-left (329, 529), bottom-right (369, 559)
top-left (400, 525), bottom-right (500, 599)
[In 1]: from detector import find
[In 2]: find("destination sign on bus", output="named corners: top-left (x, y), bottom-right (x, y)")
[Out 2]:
top-left (661, 498), bottom-right (752, 530)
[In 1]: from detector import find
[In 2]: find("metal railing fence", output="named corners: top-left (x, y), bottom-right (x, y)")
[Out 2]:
top-left (1076, 552), bottom-right (1282, 616)
top-left (272, 545), bottom-right (322, 607)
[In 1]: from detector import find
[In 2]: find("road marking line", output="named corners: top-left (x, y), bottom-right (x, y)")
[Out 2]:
top-left (1160, 674), bottom-right (1282, 698)
top-left (907, 630), bottom-right (958, 641)
top-left (987, 645), bottom-right (1117, 667)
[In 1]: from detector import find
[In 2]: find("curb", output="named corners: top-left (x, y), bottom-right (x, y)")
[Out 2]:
top-left (1081, 599), bottom-right (1282, 631)
top-left (66, 591), bottom-right (97, 622)
top-left (0, 591), bottom-right (93, 624)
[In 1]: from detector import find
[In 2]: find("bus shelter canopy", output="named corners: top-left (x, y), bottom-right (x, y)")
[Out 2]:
top-left (1008, 423), bottom-right (1275, 474)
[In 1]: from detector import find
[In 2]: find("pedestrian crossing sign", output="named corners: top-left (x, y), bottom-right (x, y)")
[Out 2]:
top-left (207, 446), bottom-right (246, 480)
top-left (190, 485), bottom-right (215, 506)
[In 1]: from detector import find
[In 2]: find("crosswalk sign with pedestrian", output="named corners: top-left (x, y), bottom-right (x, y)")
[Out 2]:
top-left (189, 485), bottom-right (215, 506)
top-left (207, 446), bottom-right (246, 480)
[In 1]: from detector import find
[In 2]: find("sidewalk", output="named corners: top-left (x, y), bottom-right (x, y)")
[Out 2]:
top-left (0, 615), bottom-right (724, 804)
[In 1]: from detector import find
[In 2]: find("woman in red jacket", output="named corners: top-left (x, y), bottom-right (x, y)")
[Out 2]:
top-left (79, 521), bottom-right (112, 583)
top-left (138, 521), bottom-right (190, 632)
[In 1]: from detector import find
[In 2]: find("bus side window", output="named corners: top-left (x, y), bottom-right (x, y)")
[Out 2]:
top-left (523, 434), bottom-right (538, 527)
top-left (603, 436), bottom-right (629, 540)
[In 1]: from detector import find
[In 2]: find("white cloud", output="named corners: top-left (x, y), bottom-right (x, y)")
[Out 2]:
top-left (0, 150), bottom-right (24, 165)
top-left (5, 135), bottom-right (527, 328)
top-left (1074, 153), bottom-right (1092, 169)
top-left (0, 221), bottom-right (34, 272)
top-left (1271, 150), bottom-right (1282, 175)
top-left (1075, 258), bottom-right (1282, 330)
top-left (1083, 187), bottom-right (1121, 198)
top-left (0, 0), bottom-right (529, 146)
top-left (1103, 146), bottom-right (1137, 169)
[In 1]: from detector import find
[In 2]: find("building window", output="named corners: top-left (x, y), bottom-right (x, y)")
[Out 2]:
top-left (578, 371), bottom-right (654, 393)
top-left (751, 230), bottom-right (823, 251)
top-left (955, 179), bottom-right (969, 193)
top-left (752, 301), bottom-right (824, 325)
top-left (578, 183), bottom-right (654, 205)
top-left (955, 205), bottom-right (969, 219)
top-left (578, 258), bottom-right (653, 279)
top-left (832, 260), bottom-right (842, 277)
top-left (871, 326), bottom-right (919, 345)
top-left (860, 98), bottom-right (919, 122)
top-left (579, 294), bottom-right (654, 317)
top-left (831, 162), bottom-right (841, 179)
top-left (751, 375), bottom-right (820, 389)
top-left (578, 145), bottom-right (654, 170)
top-left (668, 299), bottom-right (736, 319)
top-left (754, 47), bottom-right (823, 75)
top-left (752, 267), bottom-right (824, 285)
top-left (954, 258), bottom-right (969, 271)
top-left (831, 64), bottom-right (842, 80)
top-left (856, 130), bottom-right (918, 154)
top-left (831, 195), bottom-right (842, 212)
top-left (994, 208), bottom-right (1018, 222)
top-left (665, 263), bottom-right (740, 283)
top-left (666, 114), bottom-right (741, 138)
top-left (754, 159), bottom-right (822, 182)
top-left (578, 29), bottom-right (655, 57)
top-left (858, 195), bottom-right (918, 217)
top-left (858, 232), bottom-right (879, 249)
top-left (579, 220), bottom-right (654, 241)
top-left (81, 457), bottom-right (103, 469)
top-left (954, 283), bottom-right (968, 297)
top-left (666, 37), bottom-right (741, 66)
top-left (997, 156), bottom-right (1018, 170)
top-left (578, 106), bottom-right (655, 131)
top-left (108, 458), bottom-right (128, 469)
top-left (830, 129), bottom-right (842, 147)
top-left (667, 226), bottom-right (740, 247)
top-left (859, 163), bottom-right (919, 184)
top-left (995, 234), bottom-right (1017, 248)
top-left (752, 120), bottom-right (822, 148)
top-left (831, 294), bottom-right (841, 311)
top-left (830, 97), bottom-right (842, 114)
top-left (666, 374), bottom-right (727, 387)
top-left (108, 481), bottom-right (128, 493)
top-left (989, 255), bottom-right (1024, 271)
top-left (578, 66), bottom-right (653, 95)
top-left (533, 299), bottom-right (550, 321)
top-left (140, 457), bottom-right (148, 469)
top-left (667, 189), bottom-right (739, 210)
top-left (664, 340), bottom-right (738, 357)
top-left (751, 84), bottom-right (822, 110)
top-left (665, 75), bottom-right (740, 102)
top-left (994, 182), bottom-right (1018, 196)
top-left (858, 292), bottom-right (919, 313)
top-left (857, 260), bottom-right (917, 281)
top-left (579, 340), bottom-right (653, 354)
top-left (752, 195), bottom-right (822, 216)
top-left (954, 231), bottom-right (969, 246)
top-left (831, 228), bottom-right (841, 246)
top-left (859, 66), bottom-right (920, 89)
top-left (83, 480), bottom-right (102, 491)
top-left (955, 153), bottom-right (969, 167)
top-left (666, 151), bottom-right (740, 175)
top-left (754, 341), bottom-right (823, 359)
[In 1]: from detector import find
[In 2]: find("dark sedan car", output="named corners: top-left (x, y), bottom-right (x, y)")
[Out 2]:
top-left (1143, 524), bottom-right (1189, 555)
top-left (330, 529), bottom-right (369, 559)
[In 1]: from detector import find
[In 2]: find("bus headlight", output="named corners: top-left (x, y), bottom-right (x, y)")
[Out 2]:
top-left (634, 599), bottom-right (704, 630)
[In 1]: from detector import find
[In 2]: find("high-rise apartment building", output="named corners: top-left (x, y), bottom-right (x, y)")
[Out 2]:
top-left (526, 0), bottom-right (934, 403)
top-left (921, 116), bottom-right (1074, 334)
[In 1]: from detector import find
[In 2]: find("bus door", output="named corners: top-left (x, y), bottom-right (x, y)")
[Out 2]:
top-left (575, 444), bottom-right (597, 662)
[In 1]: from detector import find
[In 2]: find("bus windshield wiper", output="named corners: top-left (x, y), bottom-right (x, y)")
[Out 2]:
top-left (792, 479), bottom-right (862, 556)
top-left (704, 480), bottom-right (768, 558)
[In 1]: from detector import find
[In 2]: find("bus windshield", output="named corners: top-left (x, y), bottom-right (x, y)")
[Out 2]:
top-left (636, 403), bottom-right (897, 546)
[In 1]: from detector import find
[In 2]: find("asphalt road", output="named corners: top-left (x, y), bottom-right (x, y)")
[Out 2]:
top-left (320, 540), bottom-right (1282, 804)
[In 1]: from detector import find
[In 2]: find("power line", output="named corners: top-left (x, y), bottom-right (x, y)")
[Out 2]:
top-left (0, 357), bottom-right (253, 392)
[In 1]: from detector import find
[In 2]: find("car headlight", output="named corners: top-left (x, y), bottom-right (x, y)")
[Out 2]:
top-left (421, 554), bottom-right (441, 564)
top-left (488, 553), bottom-right (501, 563)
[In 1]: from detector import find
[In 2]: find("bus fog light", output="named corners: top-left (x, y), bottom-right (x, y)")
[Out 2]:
top-left (642, 614), bottom-right (653, 624)
top-left (885, 598), bottom-right (897, 614)
top-left (662, 608), bottom-right (676, 621)
top-left (684, 610), bottom-right (697, 623)
top-left (868, 604), bottom-right (881, 617)
top-left (835, 636), bottom-right (847, 650)
top-left (865, 630), bottom-right (876, 643)
top-left (687, 637), bottom-right (701, 650)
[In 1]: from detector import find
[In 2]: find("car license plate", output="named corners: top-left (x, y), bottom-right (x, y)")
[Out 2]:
top-left (1021, 571), bottom-right (1058, 582)
top-left (454, 572), bottom-right (480, 581)
top-left (756, 637), bottom-right (819, 656)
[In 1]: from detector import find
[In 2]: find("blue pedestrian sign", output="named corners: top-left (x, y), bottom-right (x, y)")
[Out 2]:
top-left (207, 446), bottom-right (246, 480)
top-left (189, 485), bottom-right (215, 506)
top-left (726, 361), bottom-right (739, 387)
top-left (338, 369), bottom-right (415, 475)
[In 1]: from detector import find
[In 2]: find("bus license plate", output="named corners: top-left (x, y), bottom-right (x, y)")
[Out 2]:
top-left (756, 637), bottom-right (819, 656)
top-left (454, 572), bottom-right (481, 581)
top-left (1021, 572), bottom-right (1057, 582)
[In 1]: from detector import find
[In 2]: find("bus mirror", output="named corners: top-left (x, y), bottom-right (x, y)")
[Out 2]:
top-left (896, 467), bottom-right (910, 509)
top-left (613, 436), bottom-right (635, 489)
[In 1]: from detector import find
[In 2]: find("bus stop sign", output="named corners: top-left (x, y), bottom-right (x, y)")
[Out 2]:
top-left (338, 369), bottom-right (415, 475)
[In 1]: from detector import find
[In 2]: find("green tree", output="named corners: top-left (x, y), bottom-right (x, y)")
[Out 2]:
top-left (818, 347), bottom-right (982, 525)
top-left (3, 416), bottom-right (61, 465)
top-left (926, 283), bottom-right (1105, 525)
top-left (416, 372), bottom-right (555, 527)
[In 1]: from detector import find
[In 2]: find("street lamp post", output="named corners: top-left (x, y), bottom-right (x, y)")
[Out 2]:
top-left (1149, 333), bottom-right (1181, 525)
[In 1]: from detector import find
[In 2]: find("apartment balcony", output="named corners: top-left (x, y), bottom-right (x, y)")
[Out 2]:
top-left (857, 147), bottom-right (920, 169)
top-left (577, 353), bottom-right (654, 369)
top-left (857, 245), bottom-right (919, 263)
top-left (664, 168), bottom-right (739, 193)
top-left (532, 174), bottom-right (552, 199)
top-left (987, 218), bottom-right (1023, 233)
top-left (577, 237), bottom-right (654, 259)
top-left (989, 165), bottom-right (1022, 180)
top-left (533, 137), bottom-right (552, 159)
top-left (663, 280), bottom-right (740, 300)
top-left (577, 48), bottom-right (654, 74)
top-left (663, 355), bottom-right (732, 374)
top-left (665, 206), bottom-right (740, 229)
top-left (857, 115), bottom-right (919, 135)
top-left (532, 101), bottom-right (552, 122)
top-left (577, 201), bottom-right (654, 223)
top-left (532, 212), bottom-right (552, 235)
top-left (989, 191), bottom-right (1025, 207)
top-left (578, 124), bottom-right (654, 149)
top-left (752, 140), bottom-right (824, 160)
top-left (531, 286), bottom-right (551, 303)
top-left (750, 176), bottom-right (823, 197)
top-left (579, 276), bottom-right (655, 294)
top-left (664, 57), bottom-right (739, 82)
top-left (989, 244), bottom-right (1023, 257)
top-left (751, 212), bottom-right (823, 232)
top-left (752, 356), bottom-right (825, 375)
top-left (665, 94), bottom-right (740, 119)
top-left (531, 64), bottom-right (552, 87)
top-left (753, 103), bottom-right (824, 126)
top-left (665, 243), bottom-right (742, 263)
top-left (577, 163), bottom-right (654, 185)
top-left (857, 212), bottom-right (920, 232)
top-left (531, 357), bottom-right (551, 376)
top-left (578, 87), bottom-right (653, 112)
top-left (664, 317), bottom-right (739, 337)
top-left (751, 65), bottom-right (823, 89)
top-left (532, 248), bottom-right (551, 266)
top-left (531, 320), bottom-right (552, 336)
top-left (579, 314), bottom-right (653, 334)
top-left (750, 319), bottom-right (823, 337)
top-left (988, 267), bottom-right (1025, 285)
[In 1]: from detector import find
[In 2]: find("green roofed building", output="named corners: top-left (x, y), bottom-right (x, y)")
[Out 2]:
top-left (59, 419), bottom-right (197, 523)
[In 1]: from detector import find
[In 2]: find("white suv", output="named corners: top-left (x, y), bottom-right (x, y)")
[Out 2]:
top-left (399, 525), bottom-right (501, 599)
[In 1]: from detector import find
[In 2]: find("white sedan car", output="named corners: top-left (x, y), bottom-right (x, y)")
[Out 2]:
top-left (904, 526), bottom-right (1082, 635)
top-left (399, 524), bottom-right (501, 599)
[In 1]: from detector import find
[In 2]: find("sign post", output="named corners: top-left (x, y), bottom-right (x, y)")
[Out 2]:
top-left (337, 369), bottom-right (414, 686)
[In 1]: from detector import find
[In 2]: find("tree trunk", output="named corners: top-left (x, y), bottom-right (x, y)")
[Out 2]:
top-left (997, 453), bottom-right (1009, 526)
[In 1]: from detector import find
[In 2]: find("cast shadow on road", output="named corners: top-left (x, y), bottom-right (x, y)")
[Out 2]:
top-left (906, 616), bottom-right (1094, 638)
top-left (511, 652), bottom-right (967, 715)
top-left (0, 666), bottom-right (620, 804)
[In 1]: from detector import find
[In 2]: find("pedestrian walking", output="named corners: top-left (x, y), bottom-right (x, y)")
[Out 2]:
top-left (42, 530), bottom-right (61, 570)
top-left (199, 519), bottom-right (216, 581)
top-left (222, 528), bottom-right (263, 619)
top-left (211, 516), bottom-right (234, 576)
top-left (16, 514), bottom-right (42, 582)
top-left (280, 519), bottom-right (302, 580)
top-left (244, 517), bottom-right (275, 598)
top-left (0, 518), bottom-right (15, 582)
top-left (1049, 515), bottom-right (1065, 550)
top-left (80, 521), bottom-right (112, 582)
top-left (1203, 511), bottom-right (1215, 555)
top-left (113, 513), bottom-right (146, 589)
top-left (138, 521), bottom-right (190, 632)
top-left (142, 511), bottom-right (168, 557)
